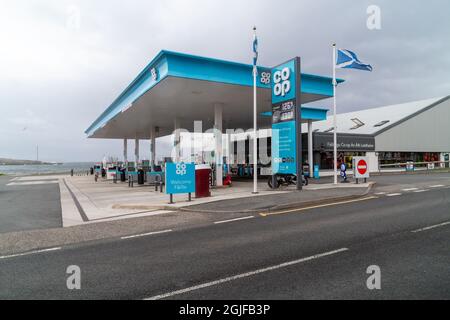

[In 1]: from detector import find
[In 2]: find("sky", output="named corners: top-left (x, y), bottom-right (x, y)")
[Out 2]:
top-left (0, 0), bottom-right (449, 162)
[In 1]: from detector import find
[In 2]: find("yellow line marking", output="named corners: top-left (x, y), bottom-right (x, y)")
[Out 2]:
top-left (259, 196), bottom-right (378, 217)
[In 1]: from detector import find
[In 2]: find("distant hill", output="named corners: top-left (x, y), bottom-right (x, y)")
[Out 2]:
top-left (0, 158), bottom-right (52, 165)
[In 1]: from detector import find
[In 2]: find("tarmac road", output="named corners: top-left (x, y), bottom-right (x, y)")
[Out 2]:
top-left (0, 179), bottom-right (449, 299)
top-left (0, 176), bottom-right (62, 234)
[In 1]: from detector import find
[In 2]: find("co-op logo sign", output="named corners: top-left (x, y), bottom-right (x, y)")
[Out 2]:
top-left (175, 163), bottom-right (187, 176)
top-left (273, 67), bottom-right (291, 97)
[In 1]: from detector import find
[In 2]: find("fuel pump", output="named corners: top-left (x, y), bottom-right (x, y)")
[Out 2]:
top-left (127, 161), bottom-right (137, 183)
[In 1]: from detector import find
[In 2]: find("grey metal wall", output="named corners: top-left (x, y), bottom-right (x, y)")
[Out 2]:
top-left (375, 97), bottom-right (450, 152)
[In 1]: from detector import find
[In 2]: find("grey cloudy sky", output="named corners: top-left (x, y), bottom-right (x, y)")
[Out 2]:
top-left (1, 0), bottom-right (449, 162)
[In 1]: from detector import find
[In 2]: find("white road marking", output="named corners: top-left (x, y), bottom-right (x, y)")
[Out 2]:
top-left (15, 176), bottom-right (64, 181)
top-left (260, 196), bottom-right (378, 217)
top-left (429, 185), bottom-right (445, 188)
top-left (144, 248), bottom-right (349, 300)
top-left (413, 190), bottom-right (429, 193)
top-left (375, 192), bottom-right (386, 195)
top-left (402, 188), bottom-right (419, 192)
top-left (412, 221), bottom-right (450, 233)
top-left (7, 181), bottom-right (58, 186)
top-left (120, 229), bottom-right (173, 240)
top-left (386, 193), bottom-right (402, 197)
top-left (214, 216), bottom-right (255, 225)
top-left (0, 247), bottom-right (61, 260)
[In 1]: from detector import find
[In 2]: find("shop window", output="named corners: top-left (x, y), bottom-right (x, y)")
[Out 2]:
top-left (350, 118), bottom-right (365, 130)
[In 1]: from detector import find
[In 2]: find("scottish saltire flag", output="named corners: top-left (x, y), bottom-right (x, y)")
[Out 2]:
top-left (253, 33), bottom-right (258, 67)
top-left (336, 49), bottom-right (373, 71)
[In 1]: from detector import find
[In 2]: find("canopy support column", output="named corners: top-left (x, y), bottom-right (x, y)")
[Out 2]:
top-left (150, 126), bottom-right (156, 170)
top-left (308, 120), bottom-right (314, 177)
top-left (174, 118), bottom-right (181, 162)
top-left (123, 139), bottom-right (128, 163)
top-left (134, 138), bottom-right (140, 164)
top-left (214, 103), bottom-right (223, 187)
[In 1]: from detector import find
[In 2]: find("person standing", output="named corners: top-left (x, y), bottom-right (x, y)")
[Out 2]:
top-left (340, 159), bottom-right (348, 183)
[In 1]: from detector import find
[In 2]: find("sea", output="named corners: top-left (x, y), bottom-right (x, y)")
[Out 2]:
top-left (0, 162), bottom-right (95, 176)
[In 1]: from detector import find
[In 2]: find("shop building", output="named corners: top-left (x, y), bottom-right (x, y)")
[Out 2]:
top-left (306, 96), bottom-right (450, 171)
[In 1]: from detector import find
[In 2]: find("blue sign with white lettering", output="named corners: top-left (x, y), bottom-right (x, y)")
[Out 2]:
top-left (272, 121), bottom-right (297, 174)
top-left (272, 60), bottom-right (296, 105)
top-left (166, 163), bottom-right (196, 194)
top-left (271, 58), bottom-right (300, 175)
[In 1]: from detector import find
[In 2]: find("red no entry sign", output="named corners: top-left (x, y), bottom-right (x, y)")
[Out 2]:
top-left (357, 159), bottom-right (368, 175)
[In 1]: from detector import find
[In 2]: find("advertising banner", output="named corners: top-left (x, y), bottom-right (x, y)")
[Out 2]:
top-left (166, 163), bottom-right (196, 195)
top-left (271, 58), bottom-right (301, 175)
top-left (272, 121), bottom-right (296, 174)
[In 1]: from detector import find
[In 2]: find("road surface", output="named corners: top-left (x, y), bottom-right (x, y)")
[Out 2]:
top-left (0, 176), bottom-right (62, 234)
top-left (0, 179), bottom-right (449, 299)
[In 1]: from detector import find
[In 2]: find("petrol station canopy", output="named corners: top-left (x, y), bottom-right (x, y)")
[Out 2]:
top-left (85, 51), bottom-right (344, 139)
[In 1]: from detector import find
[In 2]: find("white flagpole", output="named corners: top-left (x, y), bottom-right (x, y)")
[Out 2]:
top-left (253, 27), bottom-right (258, 194)
top-left (333, 43), bottom-right (338, 185)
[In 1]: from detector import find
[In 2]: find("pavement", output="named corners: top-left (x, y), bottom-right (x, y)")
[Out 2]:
top-left (0, 173), bottom-right (373, 232)
top-left (47, 175), bottom-right (295, 226)
top-left (0, 181), bottom-right (449, 299)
